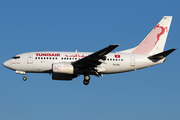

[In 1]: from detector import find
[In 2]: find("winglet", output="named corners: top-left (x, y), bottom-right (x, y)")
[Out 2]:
top-left (148, 48), bottom-right (176, 59)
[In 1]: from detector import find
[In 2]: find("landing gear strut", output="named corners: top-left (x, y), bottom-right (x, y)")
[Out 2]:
top-left (83, 75), bottom-right (90, 85)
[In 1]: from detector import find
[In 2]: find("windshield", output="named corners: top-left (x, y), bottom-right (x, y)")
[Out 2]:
top-left (11, 56), bottom-right (20, 59)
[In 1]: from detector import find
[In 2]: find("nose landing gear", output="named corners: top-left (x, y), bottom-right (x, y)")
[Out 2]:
top-left (15, 71), bottom-right (27, 81)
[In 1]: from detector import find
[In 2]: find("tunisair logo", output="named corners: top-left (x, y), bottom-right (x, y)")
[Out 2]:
top-left (154, 24), bottom-right (168, 45)
top-left (36, 53), bottom-right (60, 57)
top-left (65, 54), bottom-right (86, 57)
top-left (131, 24), bottom-right (168, 55)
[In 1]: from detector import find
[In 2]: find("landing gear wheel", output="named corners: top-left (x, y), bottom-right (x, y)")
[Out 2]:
top-left (84, 75), bottom-right (90, 81)
top-left (23, 76), bottom-right (27, 81)
top-left (83, 80), bottom-right (89, 85)
top-left (83, 75), bottom-right (90, 85)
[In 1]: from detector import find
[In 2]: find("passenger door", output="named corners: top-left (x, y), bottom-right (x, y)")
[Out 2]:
top-left (27, 53), bottom-right (33, 64)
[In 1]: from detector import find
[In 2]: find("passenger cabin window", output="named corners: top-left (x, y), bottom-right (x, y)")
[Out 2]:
top-left (12, 56), bottom-right (20, 59)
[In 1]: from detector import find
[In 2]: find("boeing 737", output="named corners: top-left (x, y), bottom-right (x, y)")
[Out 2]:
top-left (3, 16), bottom-right (176, 85)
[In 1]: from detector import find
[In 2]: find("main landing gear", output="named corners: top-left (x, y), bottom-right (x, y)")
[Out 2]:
top-left (83, 75), bottom-right (90, 85)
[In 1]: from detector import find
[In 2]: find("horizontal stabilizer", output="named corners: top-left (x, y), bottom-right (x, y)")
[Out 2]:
top-left (148, 48), bottom-right (176, 59)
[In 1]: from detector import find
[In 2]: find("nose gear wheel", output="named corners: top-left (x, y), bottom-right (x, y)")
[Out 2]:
top-left (23, 76), bottom-right (27, 81)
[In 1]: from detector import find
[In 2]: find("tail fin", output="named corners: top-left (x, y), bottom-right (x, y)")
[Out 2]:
top-left (131, 16), bottom-right (172, 55)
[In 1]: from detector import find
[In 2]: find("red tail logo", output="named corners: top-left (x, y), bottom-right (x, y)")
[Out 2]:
top-left (154, 24), bottom-right (168, 45)
top-left (131, 24), bottom-right (168, 54)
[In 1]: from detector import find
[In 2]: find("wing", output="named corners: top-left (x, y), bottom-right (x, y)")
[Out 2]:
top-left (73, 45), bottom-right (119, 67)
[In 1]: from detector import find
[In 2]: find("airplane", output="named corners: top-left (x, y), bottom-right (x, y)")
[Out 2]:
top-left (3, 16), bottom-right (176, 85)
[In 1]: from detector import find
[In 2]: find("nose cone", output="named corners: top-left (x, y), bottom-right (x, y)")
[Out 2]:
top-left (3, 60), bottom-right (10, 68)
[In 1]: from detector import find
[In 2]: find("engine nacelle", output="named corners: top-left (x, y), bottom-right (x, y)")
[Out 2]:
top-left (52, 62), bottom-right (74, 74)
top-left (52, 73), bottom-right (77, 80)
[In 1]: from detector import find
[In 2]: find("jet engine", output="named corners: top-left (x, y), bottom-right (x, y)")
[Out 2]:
top-left (52, 73), bottom-right (77, 80)
top-left (52, 62), bottom-right (74, 74)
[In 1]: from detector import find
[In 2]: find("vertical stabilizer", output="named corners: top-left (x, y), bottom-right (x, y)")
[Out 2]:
top-left (131, 16), bottom-right (172, 55)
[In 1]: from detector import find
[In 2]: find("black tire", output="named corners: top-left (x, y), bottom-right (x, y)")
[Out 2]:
top-left (23, 76), bottom-right (27, 81)
top-left (83, 80), bottom-right (89, 85)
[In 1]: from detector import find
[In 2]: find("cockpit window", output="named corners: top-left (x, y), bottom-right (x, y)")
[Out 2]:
top-left (12, 56), bottom-right (20, 59)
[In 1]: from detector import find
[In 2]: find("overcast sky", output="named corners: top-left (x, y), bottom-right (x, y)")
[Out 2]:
top-left (0, 0), bottom-right (180, 120)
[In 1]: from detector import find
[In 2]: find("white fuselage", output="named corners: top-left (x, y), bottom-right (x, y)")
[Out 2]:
top-left (2, 16), bottom-right (174, 85)
top-left (3, 51), bottom-right (165, 74)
